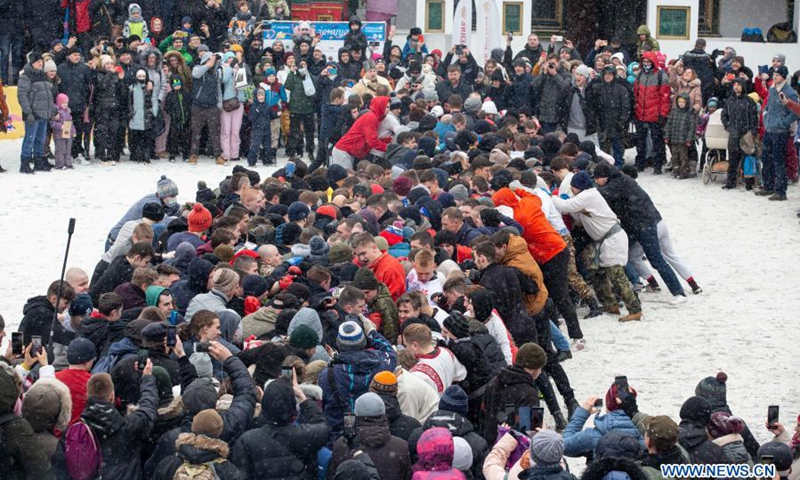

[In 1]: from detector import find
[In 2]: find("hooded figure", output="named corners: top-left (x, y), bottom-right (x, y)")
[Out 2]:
top-left (21, 377), bottom-right (72, 462)
top-left (333, 96), bottom-right (391, 168)
top-left (171, 257), bottom-right (215, 314)
top-left (412, 427), bottom-right (467, 479)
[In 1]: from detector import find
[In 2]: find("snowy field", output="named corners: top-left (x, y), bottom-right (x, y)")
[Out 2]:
top-left (1, 138), bottom-right (798, 447)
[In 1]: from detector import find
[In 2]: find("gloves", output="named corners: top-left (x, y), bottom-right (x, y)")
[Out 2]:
top-left (287, 266), bottom-right (302, 276)
top-left (619, 393), bottom-right (639, 419)
top-left (278, 275), bottom-right (294, 289)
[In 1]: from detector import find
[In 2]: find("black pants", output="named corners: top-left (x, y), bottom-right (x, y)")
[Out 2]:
top-left (95, 112), bottom-right (118, 161)
top-left (115, 122), bottom-right (127, 161)
top-left (635, 120), bottom-right (666, 170)
top-left (288, 112), bottom-right (315, 156)
top-left (540, 248), bottom-right (583, 339)
top-left (70, 109), bottom-right (89, 158)
top-left (727, 137), bottom-right (742, 187)
top-left (129, 129), bottom-right (148, 163)
top-left (532, 299), bottom-right (576, 414)
top-left (310, 135), bottom-right (332, 172)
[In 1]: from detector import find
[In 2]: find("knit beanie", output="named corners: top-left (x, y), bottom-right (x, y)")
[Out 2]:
top-left (449, 184), bottom-right (469, 203)
top-left (679, 396), bottom-right (712, 425)
top-left (352, 268), bottom-right (379, 291)
top-left (707, 411), bottom-right (744, 439)
top-left (329, 243), bottom-right (353, 264)
top-left (44, 59), bottom-right (57, 73)
top-left (192, 409), bottom-right (224, 438)
top-left (530, 429), bottom-right (565, 466)
top-left (369, 371), bottom-right (399, 396)
top-left (316, 205), bottom-right (338, 219)
top-left (66, 337), bottom-right (96, 365)
top-left (188, 203), bottom-right (212, 232)
top-left (211, 268), bottom-right (239, 292)
top-left (439, 385), bottom-right (469, 417)
top-left (380, 224), bottom-right (405, 246)
top-left (309, 236), bottom-right (330, 261)
top-left (288, 201), bottom-right (310, 222)
top-left (242, 274), bottom-right (269, 298)
top-left (452, 437), bottom-right (474, 471)
top-left (354, 392), bottom-right (385, 417)
top-left (570, 171), bottom-right (593, 191)
top-left (443, 312), bottom-right (470, 339)
top-left (515, 343), bottom-right (547, 370)
top-left (152, 366), bottom-right (174, 405)
top-left (189, 352), bottom-right (213, 379)
top-left (695, 372), bottom-right (727, 404)
top-left (337, 321), bottom-right (366, 351)
top-left (142, 202), bottom-right (165, 222)
top-left (289, 324), bottom-right (319, 349)
top-left (393, 177), bottom-right (413, 196)
top-left (157, 174), bottom-right (179, 198)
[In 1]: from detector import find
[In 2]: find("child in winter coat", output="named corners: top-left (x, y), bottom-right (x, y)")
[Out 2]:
top-left (50, 93), bottom-right (76, 169)
top-left (664, 93), bottom-right (698, 179)
top-left (248, 88), bottom-right (273, 166)
top-left (228, 1), bottom-right (255, 45)
top-left (312, 86), bottom-right (345, 170)
top-left (123, 3), bottom-right (150, 42)
top-left (259, 68), bottom-right (287, 161)
top-left (164, 75), bottom-right (190, 162)
top-left (344, 16), bottom-right (368, 58)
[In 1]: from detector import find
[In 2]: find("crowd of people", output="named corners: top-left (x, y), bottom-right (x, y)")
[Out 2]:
top-left (0, 3), bottom-right (799, 479)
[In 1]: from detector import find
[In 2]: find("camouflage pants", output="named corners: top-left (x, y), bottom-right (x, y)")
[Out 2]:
top-left (562, 234), bottom-right (594, 302)
top-left (592, 264), bottom-right (642, 314)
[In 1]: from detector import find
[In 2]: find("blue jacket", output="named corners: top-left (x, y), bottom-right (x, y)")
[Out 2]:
top-left (562, 407), bottom-right (643, 457)
top-left (764, 82), bottom-right (799, 133)
top-left (319, 102), bottom-right (343, 142)
top-left (318, 330), bottom-right (397, 442)
top-left (249, 98), bottom-right (272, 130)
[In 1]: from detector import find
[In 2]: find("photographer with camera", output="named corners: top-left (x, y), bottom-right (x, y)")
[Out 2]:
top-left (189, 51), bottom-right (225, 165)
top-left (531, 54), bottom-right (571, 134)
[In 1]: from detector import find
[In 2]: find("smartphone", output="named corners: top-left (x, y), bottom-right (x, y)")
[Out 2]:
top-left (531, 406), bottom-right (545, 430)
top-left (553, 35), bottom-right (563, 42)
top-left (615, 376), bottom-right (629, 400)
top-left (779, 92), bottom-right (787, 101)
top-left (343, 412), bottom-right (357, 437)
top-left (31, 335), bottom-right (42, 355)
top-left (138, 349), bottom-right (148, 370)
top-left (12, 332), bottom-right (23, 355)
top-left (281, 365), bottom-right (294, 381)
top-left (501, 404), bottom-right (517, 426)
top-left (195, 341), bottom-right (210, 353)
top-left (768, 405), bottom-right (779, 427)
top-left (518, 406), bottom-right (532, 431)
top-left (166, 325), bottom-right (177, 348)
top-left (594, 398), bottom-right (604, 409)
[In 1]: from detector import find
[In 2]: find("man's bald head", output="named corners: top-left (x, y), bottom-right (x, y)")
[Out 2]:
top-left (66, 267), bottom-right (90, 293)
top-left (257, 245), bottom-right (282, 267)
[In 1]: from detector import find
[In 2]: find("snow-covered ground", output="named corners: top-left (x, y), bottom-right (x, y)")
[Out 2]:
top-left (1, 138), bottom-right (798, 447)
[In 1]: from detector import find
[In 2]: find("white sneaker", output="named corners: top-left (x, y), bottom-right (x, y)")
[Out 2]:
top-left (571, 338), bottom-right (587, 352)
top-left (99, 160), bottom-right (111, 166)
top-left (671, 294), bottom-right (687, 305)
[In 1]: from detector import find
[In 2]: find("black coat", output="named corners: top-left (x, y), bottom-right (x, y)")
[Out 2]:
top-left (721, 87), bottom-right (759, 138)
top-left (92, 69), bottom-right (127, 118)
top-left (0, 410), bottom-right (55, 480)
top-left (231, 399), bottom-right (330, 480)
top-left (89, 255), bottom-right (135, 305)
top-left (328, 416), bottom-right (412, 480)
top-left (678, 420), bottom-right (728, 465)
top-left (144, 356), bottom-right (257, 478)
top-left (436, 79), bottom-right (473, 103)
top-left (408, 410), bottom-right (488, 480)
top-left (154, 432), bottom-right (245, 480)
top-left (519, 465), bottom-right (576, 480)
top-left (479, 263), bottom-right (538, 346)
top-left (597, 169), bottom-right (662, 235)
top-left (532, 71), bottom-right (571, 126)
top-left (378, 393), bottom-right (421, 441)
top-left (171, 257), bottom-right (214, 314)
top-left (78, 315), bottom-right (111, 360)
top-left (482, 365), bottom-right (540, 445)
top-left (588, 78), bottom-right (632, 139)
top-left (57, 61), bottom-right (92, 112)
top-left (469, 322), bottom-right (505, 376)
top-left (18, 295), bottom-right (55, 345)
top-left (447, 337), bottom-right (492, 395)
top-left (53, 376), bottom-right (159, 480)
top-left (508, 72), bottom-right (535, 110)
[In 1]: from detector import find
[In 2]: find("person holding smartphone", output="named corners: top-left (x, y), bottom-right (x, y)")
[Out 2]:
top-left (758, 65), bottom-right (799, 201)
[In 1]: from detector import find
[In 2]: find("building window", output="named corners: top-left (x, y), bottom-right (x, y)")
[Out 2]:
top-left (503, 2), bottom-right (523, 35)
top-left (532, 0), bottom-right (564, 31)
top-left (426, 0), bottom-right (444, 32)
top-left (698, 0), bottom-right (719, 35)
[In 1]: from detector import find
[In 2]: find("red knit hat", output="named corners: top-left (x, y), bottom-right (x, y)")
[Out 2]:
top-left (605, 383), bottom-right (637, 412)
top-left (188, 203), bottom-right (212, 232)
top-left (316, 205), bottom-right (337, 219)
top-left (393, 177), bottom-right (412, 196)
top-left (371, 184), bottom-right (385, 195)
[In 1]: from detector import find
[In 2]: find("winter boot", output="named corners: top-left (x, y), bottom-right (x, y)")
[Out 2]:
top-left (33, 157), bottom-right (52, 172)
top-left (553, 411), bottom-right (568, 432)
top-left (20, 158), bottom-right (34, 174)
top-left (603, 304), bottom-right (621, 315)
top-left (566, 398), bottom-right (580, 421)
top-left (645, 276), bottom-right (661, 292)
top-left (619, 312), bottom-right (643, 322)
top-left (215, 156), bottom-right (228, 166)
top-left (556, 350), bottom-right (573, 362)
top-left (583, 297), bottom-right (602, 319)
top-left (188, 155), bottom-right (198, 165)
top-left (687, 277), bottom-right (702, 294)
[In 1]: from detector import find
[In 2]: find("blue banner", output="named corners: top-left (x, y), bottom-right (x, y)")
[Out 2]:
top-left (262, 21), bottom-right (386, 42)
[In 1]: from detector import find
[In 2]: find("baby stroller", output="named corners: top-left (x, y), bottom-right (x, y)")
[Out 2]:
top-left (701, 109), bottom-right (729, 184)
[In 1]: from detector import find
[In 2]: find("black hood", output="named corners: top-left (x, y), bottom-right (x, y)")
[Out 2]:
top-left (423, 409), bottom-right (475, 437)
top-left (378, 393), bottom-right (403, 422)
top-left (679, 419), bottom-right (710, 449)
top-left (496, 365), bottom-right (535, 389)
top-left (23, 295), bottom-right (54, 316)
top-left (338, 47), bottom-right (350, 64)
top-left (82, 398), bottom-right (126, 437)
top-left (187, 257), bottom-right (214, 292)
top-left (356, 415), bottom-right (391, 448)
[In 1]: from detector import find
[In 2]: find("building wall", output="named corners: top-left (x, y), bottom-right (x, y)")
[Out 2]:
top-left (395, 1), bottom-right (418, 31)
top-left (718, 0), bottom-right (788, 37)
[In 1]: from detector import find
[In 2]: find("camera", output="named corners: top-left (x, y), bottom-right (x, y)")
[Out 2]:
top-left (195, 342), bottom-right (210, 353)
top-left (455, 45), bottom-right (464, 56)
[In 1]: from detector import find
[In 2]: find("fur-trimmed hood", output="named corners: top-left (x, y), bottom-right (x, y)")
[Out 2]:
top-left (22, 377), bottom-right (73, 433)
top-left (300, 383), bottom-right (323, 401)
top-left (176, 432), bottom-right (230, 461)
top-left (127, 395), bottom-right (184, 421)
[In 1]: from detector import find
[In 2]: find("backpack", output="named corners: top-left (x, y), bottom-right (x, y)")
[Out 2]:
top-left (64, 420), bottom-right (103, 480)
top-left (173, 460), bottom-right (223, 480)
top-left (91, 354), bottom-right (120, 374)
top-left (742, 155), bottom-right (759, 177)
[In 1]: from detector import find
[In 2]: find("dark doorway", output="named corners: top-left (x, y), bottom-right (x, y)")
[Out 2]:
top-left (566, 0), bottom-right (647, 57)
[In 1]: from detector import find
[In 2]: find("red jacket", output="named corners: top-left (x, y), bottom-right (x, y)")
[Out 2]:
top-left (334, 96), bottom-right (391, 159)
top-left (55, 368), bottom-right (92, 426)
top-left (369, 252), bottom-right (406, 301)
top-left (62, 0), bottom-right (92, 34)
top-left (491, 188), bottom-right (566, 265)
top-left (634, 52), bottom-right (671, 123)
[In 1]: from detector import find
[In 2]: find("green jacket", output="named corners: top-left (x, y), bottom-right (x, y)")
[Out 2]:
top-left (369, 283), bottom-right (399, 345)
top-left (158, 35), bottom-right (194, 65)
top-left (636, 25), bottom-right (660, 57)
top-left (283, 71), bottom-right (315, 114)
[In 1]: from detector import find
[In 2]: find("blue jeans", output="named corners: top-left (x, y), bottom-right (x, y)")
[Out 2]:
top-left (628, 223), bottom-right (683, 296)
top-left (624, 263), bottom-right (640, 284)
top-left (762, 132), bottom-right (788, 195)
top-left (0, 32), bottom-right (23, 85)
top-left (550, 321), bottom-right (570, 351)
top-left (21, 119), bottom-right (48, 160)
top-left (611, 137), bottom-right (624, 168)
top-left (247, 125), bottom-right (271, 165)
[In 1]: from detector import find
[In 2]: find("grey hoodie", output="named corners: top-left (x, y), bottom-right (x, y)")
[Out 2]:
top-left (287, 308), bottom-right (331, 363)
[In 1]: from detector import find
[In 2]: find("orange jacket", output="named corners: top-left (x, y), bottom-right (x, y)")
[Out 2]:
top-left (492, 188), bottom-right (566, 265)
top-left (500, 234), bottom-right (548, 315)
top-left (369, 252), bottom-right (407, 301)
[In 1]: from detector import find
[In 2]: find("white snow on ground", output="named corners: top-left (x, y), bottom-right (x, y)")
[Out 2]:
top-left (1, 139), bottom-right (798, 450)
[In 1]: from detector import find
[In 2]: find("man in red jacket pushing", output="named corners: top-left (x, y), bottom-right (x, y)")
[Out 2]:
top-left (331, 96), bottom-right (391, 169)
top-left (633, 51), bottom-right (671, 175)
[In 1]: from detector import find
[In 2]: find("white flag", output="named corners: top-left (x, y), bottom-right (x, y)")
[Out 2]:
top-left (452, 0), bottom-right (472, 49)
top-left (475, 0), bottom-right (502, 64)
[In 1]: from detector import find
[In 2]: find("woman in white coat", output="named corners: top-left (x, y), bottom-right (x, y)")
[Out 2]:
top-left (552, 172), bottom-right (643, 322)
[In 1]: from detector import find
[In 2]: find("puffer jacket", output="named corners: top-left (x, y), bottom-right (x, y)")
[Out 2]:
top-left (335, 96), bottom-right (391, 159)
top-left (664, 94), bottom-right (697, 144)
top-left (562, 407), bottom-right (643, 457)
top-left (721, 81), bottom-right (759, 138)
top-left (18, 295), bottom-right (56, 345)
top-left (669, 74), bottom-right (702, 112)
top-left (478, 262), bottom-right (538, 346)
top-left (409, 411), bottom-right (488, 480)
top-left (468, 321), bottom-right (506, 374)
top-left (491, 188), bottom-right (566, 265)
top-left (518, 465), bottom-right (576, 480)
top-left (411, 427), bottom-right (468, 480)
top-left (712, 434), bottom-right (752, 465)
top-left (328, 415), bottom-right (412, 480)
top-left (17, 64), bottom-right (56, 120)
top-left (633, 53), bottom-right (671, 123)
top-left (153, 432), bottom-right (245, 480)
top-left (596, 169), bottom-right (662, 235)
top-left (319, 329), bottom-right (397, 441)
top-left (93, 69), bottom-right (127, 114)
top-left (230, 399), bottom-right (330, 480)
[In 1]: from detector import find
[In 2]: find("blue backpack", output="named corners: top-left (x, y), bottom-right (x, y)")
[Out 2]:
top-left (92, 353), bottom-right (122, 374)
top-left (743, 155), bottom-right (759, 177)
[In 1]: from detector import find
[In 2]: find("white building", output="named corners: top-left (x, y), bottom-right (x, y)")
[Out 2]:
top-left (394, 0), bottom-right (799, 70)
